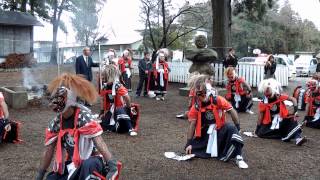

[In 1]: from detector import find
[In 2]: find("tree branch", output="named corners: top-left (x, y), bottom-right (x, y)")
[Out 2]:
top-left (167, 24), bottom-right (205, 47)
top-left (141, 0), bottom-right (157, 50)
top-left (159, 6), bottom-right (194, 48)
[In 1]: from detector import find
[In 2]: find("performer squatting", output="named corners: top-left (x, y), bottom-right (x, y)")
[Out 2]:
top-left (225, 67), bottom-right (254, 114)
top-left (36, 73), bottom-right (120, 180)
top-left (255, 78), bottom-right (307, 145)
top-left (0, 92), bottom-right (20, 144)
top-left (99, 65), bottom-right (138, 136)
top-left (304, 79), bottom-right (320, 129)
top-left (185, 74), bottom-right (248, 169)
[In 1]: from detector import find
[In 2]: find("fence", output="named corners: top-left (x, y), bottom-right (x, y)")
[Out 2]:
top-left (0, 36), bottom-right (288, 88)
top-left (137, 62), bottom-right (289, 88)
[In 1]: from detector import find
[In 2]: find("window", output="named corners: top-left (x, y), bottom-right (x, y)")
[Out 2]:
top-left (276, 57), bottom-right (286, 65)
top-left (311, 59), bottom-right (317, 65)
top-left (287, 59), bottom-right (294, 65)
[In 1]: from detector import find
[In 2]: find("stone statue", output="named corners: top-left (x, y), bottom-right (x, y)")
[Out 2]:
top-left (185, 35), bottom-right (218, 75)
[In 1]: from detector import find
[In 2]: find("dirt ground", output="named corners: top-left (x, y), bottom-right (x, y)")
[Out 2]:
top-left (0, 65), bottom-right (319, 180)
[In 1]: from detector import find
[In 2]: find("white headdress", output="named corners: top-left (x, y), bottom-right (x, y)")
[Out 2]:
top-left (258, 78), bottom-right (282, 96)
top-left (122, 50), bottom-right (129, 56)
top-left (107, 51), bottom-right (115, 57)
top-left (156, 52), bottom-right (166, 70)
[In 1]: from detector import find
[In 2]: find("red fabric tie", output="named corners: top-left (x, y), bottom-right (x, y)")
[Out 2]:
top-left (259, 95), bottom-right (289, 125)
top-left (54, 108), bottom-right (103, 174)
top-left (195, 102), bottom-right (225, 138)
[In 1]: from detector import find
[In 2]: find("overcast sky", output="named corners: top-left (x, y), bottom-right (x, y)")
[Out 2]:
top-left (33, 0), bottom-right (320, 44)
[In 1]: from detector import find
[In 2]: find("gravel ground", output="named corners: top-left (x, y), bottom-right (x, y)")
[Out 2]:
top-left (0, 66), bottom-right (319, 180)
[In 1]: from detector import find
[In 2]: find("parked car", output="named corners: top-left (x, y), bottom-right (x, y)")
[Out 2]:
top-left (295, 57), bottom-right (317, 77)
top-left (63, 56), bottom-right (76, 64)
top-left (238, 55), bottom-right (291, 78)
top-left (238, 54), bottom-right (269, 64)
top-left (274, 55), bottom-right (296, 78)
top-left (238, 57), bottom-right (256, 63)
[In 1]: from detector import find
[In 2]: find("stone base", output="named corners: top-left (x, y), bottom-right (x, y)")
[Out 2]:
top-left (179, 87), bottom-right (227, 97)
top-left (0, 86), bottom-right (28, 109)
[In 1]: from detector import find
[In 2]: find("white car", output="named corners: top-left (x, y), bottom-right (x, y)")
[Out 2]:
top-left (295, 57), bottom-right (317, 76)
top-left (274, 55), bottom-right (296, 78)
top-left (238, 55), bottom-right (291, 79)
top-left (308, 58), bottom-right (317, 75)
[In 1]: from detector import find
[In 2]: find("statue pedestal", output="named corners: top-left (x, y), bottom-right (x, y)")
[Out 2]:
top-left (179, 87), bottom-right (227, 97)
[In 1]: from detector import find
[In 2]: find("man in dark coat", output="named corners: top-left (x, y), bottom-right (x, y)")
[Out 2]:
top-left (223, 48), bottom-right (238, 68)
top-left (75, 47), bottom-right (99, 81)
top-left (136, 52), bottom-right (151, 97)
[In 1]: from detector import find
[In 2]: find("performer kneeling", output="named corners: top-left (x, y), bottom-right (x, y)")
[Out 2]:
top-left (255, 78), bottom-right (306, 145)
top-left (292, 75), bottom-right (319, 111)
top-left (0, 92), bottom-right (20, 144)
top-left (36, 73), bottom-right (120, 180)
top-left (304, 79), bottom-right (320, 129)
top-left (185, 75), bottom-right (248, 169)
top-left (225, 67), bottom-right (253, 114)
top-left (100, 65), bottom-right (138, 136)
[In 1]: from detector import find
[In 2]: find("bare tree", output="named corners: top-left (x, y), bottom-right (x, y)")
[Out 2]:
top-left (50, 0), bottom-right (74, 64)
top-left (140, 0), bottom-right (206, 55)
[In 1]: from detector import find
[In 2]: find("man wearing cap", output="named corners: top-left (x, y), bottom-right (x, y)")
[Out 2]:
top-left (75, 47), bottom-right (99, 81)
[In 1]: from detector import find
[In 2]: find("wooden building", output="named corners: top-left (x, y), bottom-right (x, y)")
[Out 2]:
top-left (0, 10), bottom-right (42, 58)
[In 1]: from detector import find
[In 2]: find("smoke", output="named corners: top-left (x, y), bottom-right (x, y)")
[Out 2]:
top-left (22, 68), bottom-right (40, 90)
top-left (22, 68), bottom-right (44, 99)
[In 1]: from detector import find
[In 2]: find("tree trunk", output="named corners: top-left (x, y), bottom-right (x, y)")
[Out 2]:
top-left (51, 23), bottom-right (58, 64)
top-left (161, 0), bottom-right (166, 48)
top-left (20, 0), bottom-right (27, 12)
top-left (50, 0), bottom-right (58, 64)
top-left (50, 0), bottom-right (65, 64)
top-left (30, 0), bottom-right (36, 15)
top-left (9, 0), bottom-right (17, 11)
top-left (211, 0), bottom-right (231, 60)
top-left (142, 20), bottom-right (149, 52)
top-left (85, 34), bottom-right (89, 46)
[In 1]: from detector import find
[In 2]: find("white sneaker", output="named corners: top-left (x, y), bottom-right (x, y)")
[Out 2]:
top-left (160, 97), bottom-right (165, 101)
top-left (156, 97), bottom-right (160, 101)
top-left (129, 130), bottom-right (138, 136)
top-left (295, 137), bottom-right (307, 146)
top-left (236, 155), bottom-right (248, 169)
top-left (176, 114), bottom-right (185, 119)
top-left (246, 110), bottom-right (254, 114)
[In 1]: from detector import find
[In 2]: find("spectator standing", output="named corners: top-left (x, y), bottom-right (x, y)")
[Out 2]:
top-left (75, 47), bottom-right (99, 81)
top-left (264, 55), bottom-right (277, 79)
top-left (136, 52), bottom-right (151, 97)
top-left (223, 48), bottom-right (238, 68)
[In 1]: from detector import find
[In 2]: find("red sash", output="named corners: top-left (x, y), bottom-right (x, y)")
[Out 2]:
top-left (306, 94), bottom-right (320, 116)
top-left (226, 77), bottom-right (246, 99)
top-left (258, 95), bottom-right (289, 125)
top-left (45, 108), bottom-right (102, 174)
top-left (118, 57), bottom-right (132, 73)
top-left (153, 62), bottom-right (169, 80)
top-left (195, 98), bottom-right (225, 138)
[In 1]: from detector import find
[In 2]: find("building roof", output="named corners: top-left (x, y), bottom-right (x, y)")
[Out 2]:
top-left (0, 10), bottom-right (43, 26)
